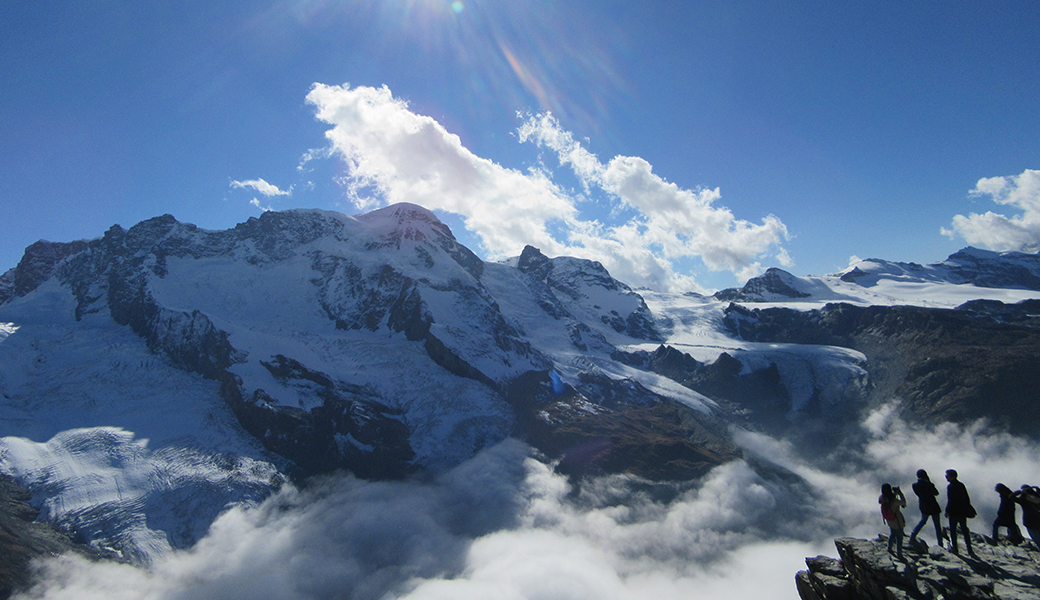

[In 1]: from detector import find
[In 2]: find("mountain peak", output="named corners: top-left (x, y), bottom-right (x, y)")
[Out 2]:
top-left (355, 203), bottom-right (453, 241)
top-left (714, 267), bottom-right (811, 302)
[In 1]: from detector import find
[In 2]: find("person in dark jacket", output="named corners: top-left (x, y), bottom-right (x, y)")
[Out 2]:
top-left (909, 469), bottom-right (943, 546)
top-left (992, 484), bottom-right (1023, 544)
top-left (1013, 485), bottom-right (1040, 547)
top-left (945, 469), bottom-right (976, 556)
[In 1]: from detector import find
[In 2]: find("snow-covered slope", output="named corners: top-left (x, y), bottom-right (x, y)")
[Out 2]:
top-left (713, 248), bottom-right (1040, 308)
top-left (0, 279), bottom-right (282, 562)
top-left (0, 204), bottom-right (721, 561)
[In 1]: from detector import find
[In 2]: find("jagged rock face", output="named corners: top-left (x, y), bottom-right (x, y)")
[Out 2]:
top-left (723, 302), bottom-right (1040, 437)
top-left (517, 245), bottom-right (662, 342)
top-left (504, 370), bottom-right (736, 480)
top-left (0, 475), bottom-right (107, 600)
top-left (715, 267), bottom-right (812, 302)
top-left (942, 247), bottom-right (1040, 289)
top-left (614, 345), bottom-right (800, 434)
top-left (2, 240), bottom-right (90, 303)
top-left (797, 535), bottom-right (1040, 600)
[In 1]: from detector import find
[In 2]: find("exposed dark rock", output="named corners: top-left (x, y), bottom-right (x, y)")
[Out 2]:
top-left (723, 302), bottom-right (1040, 437)
top-left (424, 333), bottom-right (500, 391)
top-left (797, 534), bottom-right (1040, 600)
top-left (516, 245), bottom-right (553, 280)
top-left (227, 356), bottom-right (416, 479)
top-left (614, 345), bottom-right (797, 436)
top-left (1, 239), bottom-right (89, 303)
top-left (504, 371), bottom-right (737, 481)
top-left (0, 475), bottom-right (109, 600)
top-left (715, 267), bottom-right (812, 302)
top-left (0, 270), bottom-right (12, 305)
top-left (943, 247), bottom-right (1040, 291)
top-left (840, 266), bottom-right (869, 284)
top-left (517, 245), bottom-right (662, 342)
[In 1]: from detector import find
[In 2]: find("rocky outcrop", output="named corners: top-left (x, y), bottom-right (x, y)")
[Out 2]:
top-left (504, 371), bottom-right (737, 480)
top-left (715, 267), bottom-right (812, 302)
top-left (517, 245), bottom-right (662, 342)
top-left (941, 247), bottom-right (1040, 290)
top-left (611, 343), bottom-right (790, 432)
top-left (797, 535), bottom-right (1040, 600)
top-left (0, 239), bottom-right (89, 305)
top-left (0, 475), bottom-right (108, 600)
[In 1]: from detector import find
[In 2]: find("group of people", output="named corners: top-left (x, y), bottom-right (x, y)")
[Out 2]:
top-left (878, 469), bottom-right (1040, 560)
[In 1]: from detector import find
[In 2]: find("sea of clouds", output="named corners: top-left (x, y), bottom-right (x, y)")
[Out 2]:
top-left (16, 404), bottom-right (1040, 600)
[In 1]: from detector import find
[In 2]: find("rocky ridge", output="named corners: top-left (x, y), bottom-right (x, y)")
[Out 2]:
top-left (797, 535), bottom-right (1040, 600)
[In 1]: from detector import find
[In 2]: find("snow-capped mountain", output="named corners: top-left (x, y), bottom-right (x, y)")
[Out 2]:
top-left (713, 248), bottom-right (1040, 307)
top-left (2, 204), bottom-right (1039, 566)
top-left (0, 204), bottom-right (727, 561)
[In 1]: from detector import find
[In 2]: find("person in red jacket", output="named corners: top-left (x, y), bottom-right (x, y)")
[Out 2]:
top-left (880, 483), bottom-right (907, 559)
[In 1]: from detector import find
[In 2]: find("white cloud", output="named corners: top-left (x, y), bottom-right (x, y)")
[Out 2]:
top-left (22, 406), bottom-right (1038, 600)
top-left (942, 169), bottom-right (1040, 252)
top-left (231, 178), bottom-right (293, 197)
top-left (306, 83), bottom-right (576, 257)
top-left (249, 198), bottom-right (273, 212)
top-left (305, 83), bottom-right (790, 292)
top-left (519, 113), bottom-right (790, 282)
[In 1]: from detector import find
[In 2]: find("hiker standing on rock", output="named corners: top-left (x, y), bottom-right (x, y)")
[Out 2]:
top-left (992, 484), bottom-right (1023, 545)
top-left (1013, 485), bottom-right (1040, 548)
top-left (880, 483), bottom-right (907, 560)
top-left (909, 469), bottom-right (943, 547)
top-left (945, 469), bottom-right (977, 557)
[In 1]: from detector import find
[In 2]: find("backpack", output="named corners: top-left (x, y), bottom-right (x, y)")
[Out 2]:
top-left (881, 501), bottom-right (895, 522)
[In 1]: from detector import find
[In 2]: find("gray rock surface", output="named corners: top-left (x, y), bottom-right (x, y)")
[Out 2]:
top-left (797, 534), bottom-right (1040, 600)
top-left (0, 475), bottom-right (107, 600)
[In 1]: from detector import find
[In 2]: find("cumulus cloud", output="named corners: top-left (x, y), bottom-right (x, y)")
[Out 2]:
top-left (519, 114), bottom-right (789, 282)
top-left (19, 407), bottom-right (1040, 600)
top-left (942, 169), bottom-right (1040, 252)
top-left (231, 178), bottom-right (293, 197)
top-left (305, 83), bottom-right (789, 291)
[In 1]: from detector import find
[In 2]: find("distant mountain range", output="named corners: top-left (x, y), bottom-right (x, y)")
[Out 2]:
top-left (714, 246), bottom-right (1040, 303)
top-left (1, 204), bottom-right (1038, 571)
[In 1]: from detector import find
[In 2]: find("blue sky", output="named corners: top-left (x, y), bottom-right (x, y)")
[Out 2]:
top-left (2, 1), bottom-right (1038, 291)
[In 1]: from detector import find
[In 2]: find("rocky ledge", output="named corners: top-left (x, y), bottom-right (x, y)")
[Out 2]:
top-left (797, 534), bottom-right (1040, 600)
top-left (0, 475), bottom-right (108, 600)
